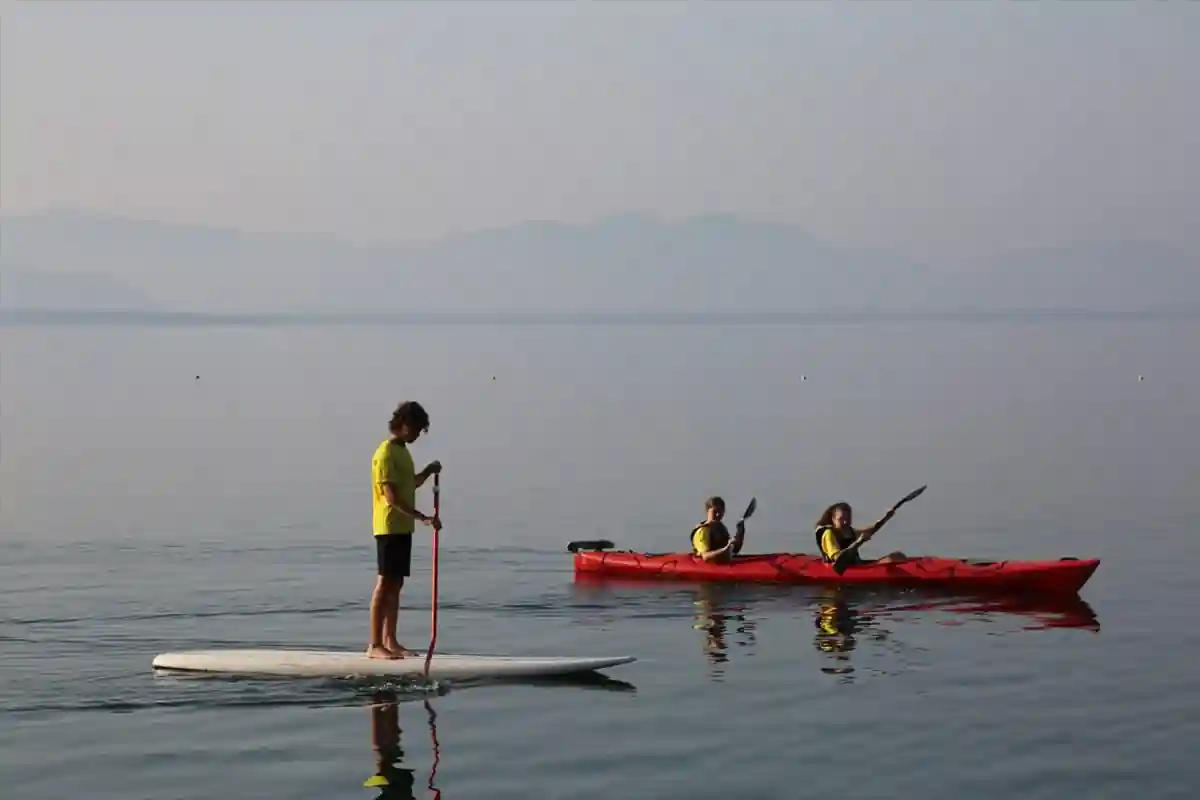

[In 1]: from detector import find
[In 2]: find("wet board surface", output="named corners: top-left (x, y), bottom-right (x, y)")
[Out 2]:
top-left (151, 649), bottom-right (637, 679)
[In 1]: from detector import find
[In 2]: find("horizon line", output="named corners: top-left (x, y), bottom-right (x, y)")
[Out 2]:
top-left (3, 307), bottom-right (1198, 328)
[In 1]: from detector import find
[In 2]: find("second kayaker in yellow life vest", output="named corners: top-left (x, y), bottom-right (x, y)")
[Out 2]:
top-left (814, 501), bottom-right (908, 567)
top-left (691, 496), bottom-right (746, 563)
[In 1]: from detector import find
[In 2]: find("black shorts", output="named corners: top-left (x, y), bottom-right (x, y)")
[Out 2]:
top-left (375, 534), bottom-right (413, 579)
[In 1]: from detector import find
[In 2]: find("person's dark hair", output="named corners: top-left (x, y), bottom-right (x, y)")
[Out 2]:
top-left (705, 496), bottom-right (726, 512)
top-left (389, 401), bottom-right (430, 435)
top-left (815, 502), bottom-right (852, 530)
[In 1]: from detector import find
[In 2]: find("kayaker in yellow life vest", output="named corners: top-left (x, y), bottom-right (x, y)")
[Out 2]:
top-left (691, 496), bottom-right (745, 563)
top-left (814, 501), bottom-right (908, 567)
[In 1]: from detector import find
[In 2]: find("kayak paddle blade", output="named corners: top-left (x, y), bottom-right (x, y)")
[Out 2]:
top-left (741, 497), bottom-right (757, 521)
top-left (896, 485), bottom-right (927, 508)
top-left (567, 539), bottom-right (615, 553)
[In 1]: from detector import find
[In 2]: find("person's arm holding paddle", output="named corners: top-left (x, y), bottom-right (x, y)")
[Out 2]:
top-left (828, 515), bottom-right (889, 563)
top-left (414, 460), bottom-right (442, 490)
top-left (382, 480), bottom-right (441, 529)
top-left (851, 505), bottom-right (899, 544)
top-left (691, 496), bottom-right (756, 562)
top-left (829, 486), bottom-right (927, 575)
top-left (731, 497), bottom-right (755, 555)
top-left (694, 523), bottom-right (732, 562)
top-left (731, 518), bottom-right (746, 556)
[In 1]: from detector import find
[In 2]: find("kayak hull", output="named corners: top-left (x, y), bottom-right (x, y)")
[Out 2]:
top-left (572, 551), bottom-right (1099, 595)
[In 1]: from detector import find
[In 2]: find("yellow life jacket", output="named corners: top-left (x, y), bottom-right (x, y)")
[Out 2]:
top-left (691, 521), bottom-right (731, 554)
top-left (815, 525), bottom-right (859, 564)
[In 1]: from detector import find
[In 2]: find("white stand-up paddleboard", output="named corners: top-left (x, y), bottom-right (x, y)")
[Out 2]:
top-left (151, 649), bottom-right (636, 680)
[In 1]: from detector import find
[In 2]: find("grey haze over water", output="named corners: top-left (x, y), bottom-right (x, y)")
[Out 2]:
top-left (4, 5), bottom-right (1200, 798)
top-left (2, 212), bottom-right (1198, 316)
top-left (3, 2), bottom-right (1198, 319)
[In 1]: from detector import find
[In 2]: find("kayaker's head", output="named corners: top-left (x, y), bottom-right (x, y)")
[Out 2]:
top-left (705, 496), bottom-right (726, 523)
top-left (389, 400), bottom-right (430, 444)
top-left (817, 502), bottom-right (853, 530)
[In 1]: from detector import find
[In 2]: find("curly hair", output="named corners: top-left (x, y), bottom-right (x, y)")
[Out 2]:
top-left (389, 400), bottom-right (430, 435)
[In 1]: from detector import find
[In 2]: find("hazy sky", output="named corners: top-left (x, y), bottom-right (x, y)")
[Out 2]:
top-left (2, 1), bottom-right (1197, 260)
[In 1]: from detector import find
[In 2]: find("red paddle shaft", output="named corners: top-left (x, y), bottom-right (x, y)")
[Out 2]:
top-left (423, 473), bottom-right (440, 681)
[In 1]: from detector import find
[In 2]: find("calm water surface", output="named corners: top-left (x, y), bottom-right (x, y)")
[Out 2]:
top-left (2, 319), bottom-right (1198, 799)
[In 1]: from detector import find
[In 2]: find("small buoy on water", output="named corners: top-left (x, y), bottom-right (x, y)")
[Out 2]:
top-left (801, 375), bottom-right (807, 381)
top-left (1138, 375), bottom-right (1144, 382)
top-left (195, 375), bottom-right (200, 380)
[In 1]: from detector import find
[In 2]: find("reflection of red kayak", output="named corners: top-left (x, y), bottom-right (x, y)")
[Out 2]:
top-left (572, 575), bottom-right (1102, 632)
top-left (571, 548), bottom-right (1099, 595)
top-left (571, 577), bottom-right (1101, 684)
top-left (875, 592), bottom-right (1101, 632)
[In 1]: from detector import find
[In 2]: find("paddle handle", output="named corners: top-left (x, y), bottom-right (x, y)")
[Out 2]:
top-left (423, 473), bottom-right (440, 681)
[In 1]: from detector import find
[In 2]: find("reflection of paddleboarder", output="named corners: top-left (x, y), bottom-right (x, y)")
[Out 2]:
top-left (363, 690), bottom-right (416, 800)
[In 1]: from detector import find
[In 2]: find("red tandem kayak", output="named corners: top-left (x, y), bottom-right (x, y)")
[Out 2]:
top-left (569, 545), bottom-right (1099, 595)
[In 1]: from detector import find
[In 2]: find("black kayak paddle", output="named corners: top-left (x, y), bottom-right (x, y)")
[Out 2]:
top-left (740, 497), bottom-right (757, 523)
top-left (726, 496), bottom-right (756, 557)
top-left (832, 485), bottom-right (927, 575)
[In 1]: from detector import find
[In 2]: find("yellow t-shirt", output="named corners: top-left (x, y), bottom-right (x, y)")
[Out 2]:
top-left (372, 438), bottom-right (415, 535)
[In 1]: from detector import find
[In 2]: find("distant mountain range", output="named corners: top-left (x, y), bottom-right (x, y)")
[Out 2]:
top-left (1, 262), bottom-right (156, 311)
top-left (2, 209), bottom-right (1197, 313)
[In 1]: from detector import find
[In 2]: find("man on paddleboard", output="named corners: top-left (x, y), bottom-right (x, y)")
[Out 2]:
top-left (691, 496), bottom-right (746, 563)
top-left (369, 400), bottom-right (442, 660)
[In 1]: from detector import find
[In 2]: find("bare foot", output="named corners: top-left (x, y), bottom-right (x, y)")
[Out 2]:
top-left (366, 644), bottom-right (400, 660)
top-left (384, 642), bottom-right (418, 658)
